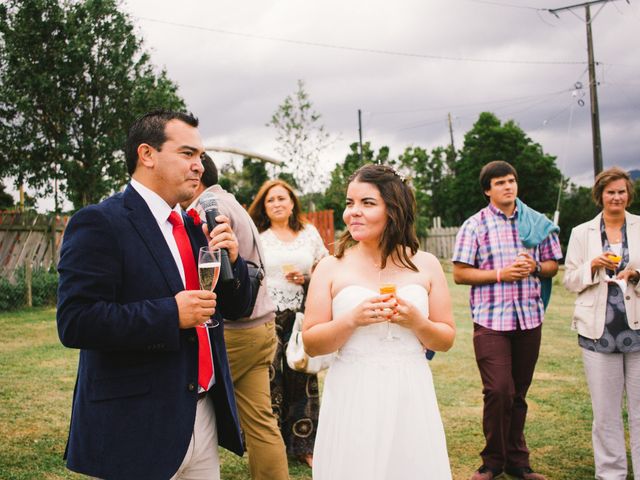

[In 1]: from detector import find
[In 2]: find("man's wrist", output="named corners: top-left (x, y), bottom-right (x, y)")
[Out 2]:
top-left (534, 261), bottom-right (542, 276)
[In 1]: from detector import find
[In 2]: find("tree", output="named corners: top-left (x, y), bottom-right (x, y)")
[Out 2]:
top-left (392, 145), bottom-right (456, 235)
top-left (266, 80), bottom-right (334, 197)
top-left (449, 112), bottom-right (562, 225)
top-left (0, 183), bottom-right (13, 210)
top-left (557, 183), bottom-right (598, 252)
top-left (0, 0), bottom-right (185, 211)
top-left (219, 158), bottom-right (269, 208)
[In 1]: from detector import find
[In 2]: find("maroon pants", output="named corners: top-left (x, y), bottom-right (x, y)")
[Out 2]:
top-left (473, 323), bottom-right (542, 470)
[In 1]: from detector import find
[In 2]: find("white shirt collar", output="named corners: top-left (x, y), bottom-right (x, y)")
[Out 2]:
top-left (130, 178), bottom-right (182, 225)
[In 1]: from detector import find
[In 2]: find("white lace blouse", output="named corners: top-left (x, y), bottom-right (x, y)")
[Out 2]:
top-left (261, 223), bottom-right (329, 312)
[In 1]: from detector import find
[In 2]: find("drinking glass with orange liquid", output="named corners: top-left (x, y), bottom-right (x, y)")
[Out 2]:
top-left (607, 254), bottom-right (622, 263)
top-left (607, 254), bottom-right (622, 271)
top-left (379, 282), bottom-right (397, 341)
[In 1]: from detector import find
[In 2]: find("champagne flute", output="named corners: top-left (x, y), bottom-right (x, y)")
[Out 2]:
top-left (379, 282), bottom-right (398, 341)
top-left (198, 246), bottom-right (221, 328)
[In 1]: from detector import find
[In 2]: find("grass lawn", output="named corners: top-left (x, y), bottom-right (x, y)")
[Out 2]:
top-left (0, 268), bottom-right (621, 479)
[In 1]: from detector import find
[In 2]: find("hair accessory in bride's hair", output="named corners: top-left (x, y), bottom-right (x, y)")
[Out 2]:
top-left (381, 165), bottom-right (407, 183)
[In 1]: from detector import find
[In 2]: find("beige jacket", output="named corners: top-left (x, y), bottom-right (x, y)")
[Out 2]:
top-left (188, 185), bottom-right (276, 329)
top-left (563, 211), bottom-right (640, 339)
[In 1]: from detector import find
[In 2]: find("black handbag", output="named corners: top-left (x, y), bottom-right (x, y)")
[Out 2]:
top-left (244, 227), bottom-right (265, 314)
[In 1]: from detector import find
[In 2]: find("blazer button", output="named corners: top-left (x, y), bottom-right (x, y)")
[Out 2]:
top-left (187, 383), bottom-right (196, 392)
top-left (188, 335), bottom-right (196, 343)
top-left (626, 296), bottom-right (631, 300)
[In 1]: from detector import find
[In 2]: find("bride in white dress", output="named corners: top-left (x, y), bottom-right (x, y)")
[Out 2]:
top-left (303, 164), bottom-right (455, 480)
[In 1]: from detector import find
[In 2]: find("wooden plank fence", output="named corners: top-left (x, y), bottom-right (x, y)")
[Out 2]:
top-left (420, 226), bottom-right (459, 260)
top-left (0, 212), bottom-right (68, 282)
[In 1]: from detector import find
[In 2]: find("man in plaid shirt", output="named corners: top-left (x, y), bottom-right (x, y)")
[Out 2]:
top-left (452, 161), bottom-right (562, 480)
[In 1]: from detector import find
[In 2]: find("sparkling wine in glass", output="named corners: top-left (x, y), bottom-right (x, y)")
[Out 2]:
top-left (198, 246), bottom-right (221, 328)
top-left (379, 282), bottom-right (398, 341)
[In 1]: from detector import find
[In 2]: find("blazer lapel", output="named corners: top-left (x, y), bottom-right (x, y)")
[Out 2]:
top-left (123, 185), bottom-right (184, 294)
top-left (587, 213), bottom-right (602, 259)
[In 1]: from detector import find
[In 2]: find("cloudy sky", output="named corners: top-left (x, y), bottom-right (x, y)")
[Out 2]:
top-left (119, 0), bottom-right (639, 187)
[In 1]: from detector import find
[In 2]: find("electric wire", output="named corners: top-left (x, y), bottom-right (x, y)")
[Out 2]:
top-left (136, 16), bottom-right (587, 66)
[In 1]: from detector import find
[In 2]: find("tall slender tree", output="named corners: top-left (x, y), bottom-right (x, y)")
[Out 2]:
top-left (267, 80), bottom-right (334, 196)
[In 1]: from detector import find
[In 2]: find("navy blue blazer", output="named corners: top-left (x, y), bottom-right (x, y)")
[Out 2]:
top-left (56, 185), bottom-right (253, 480)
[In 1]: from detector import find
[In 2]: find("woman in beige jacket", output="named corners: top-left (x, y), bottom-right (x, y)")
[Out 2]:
top-left (564, 167), bottom-right (640, 480)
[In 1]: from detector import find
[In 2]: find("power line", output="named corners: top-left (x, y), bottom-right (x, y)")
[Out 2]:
top-left (462, 0), bottom-right (543, 10)
top-left (367, 88), bottom-right (574, 116)
top-left (136, 16), bottom-right (587, 66)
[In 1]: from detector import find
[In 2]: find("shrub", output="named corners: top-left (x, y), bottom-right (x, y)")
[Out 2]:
top-left (0, 266), bottom-right (58, 311)
top-left (0, 276), bottom-right (25, 311)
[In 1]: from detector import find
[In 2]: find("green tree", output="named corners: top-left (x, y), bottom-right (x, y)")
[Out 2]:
top-left (318, 142), bottom-right (389, 229)
top-left (266, 80), bottom-right (334, 197)
top-left (0, 0), bottom-right (185, 211)
top-left (392, 145), bottom-right (456, 235)
top-left (450, 112), bottom-right (562, 225)
top-left (218, 158), bottom-right (269, 208)
top-left (632, 180), bottom-right (640, 214)
top-left (557, 183), bottom-right (598, 252)
top-left (0, 183), bottom-right (14, 210)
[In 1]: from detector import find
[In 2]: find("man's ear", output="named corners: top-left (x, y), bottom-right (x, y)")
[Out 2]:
top-left (137, 143), bottom-right (155, 168)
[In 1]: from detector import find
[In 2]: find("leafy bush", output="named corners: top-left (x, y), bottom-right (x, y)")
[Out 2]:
top-left (0, 276), bottom-right (25, 311)
top-left (0, 266), bottom-right (58, 311)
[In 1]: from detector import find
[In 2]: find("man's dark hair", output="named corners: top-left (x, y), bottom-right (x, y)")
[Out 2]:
top-left (201, 153), bottom-right (219, 187)
top-left (124, 110), bottom-right (199, 175)
top-left (479, 160), bottom-right (518, 197)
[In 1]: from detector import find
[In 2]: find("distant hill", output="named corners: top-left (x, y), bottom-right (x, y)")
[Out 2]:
top-left (630, 169), bottom-right (640, 181)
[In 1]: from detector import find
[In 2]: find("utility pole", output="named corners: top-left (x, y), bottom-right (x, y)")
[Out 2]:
top-left (447, 113), bottom-right (456, 168)
top-left (358, 109), bottom-right (364, 164)
top-left (549, 0), bottom-right (625, 177)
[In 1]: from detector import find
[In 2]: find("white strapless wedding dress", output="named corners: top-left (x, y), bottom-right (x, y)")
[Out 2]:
top-left (313, 284), bottom-right (451, 480)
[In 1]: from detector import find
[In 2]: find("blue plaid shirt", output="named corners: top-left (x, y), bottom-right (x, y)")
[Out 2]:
top-left (452, 203), bottom-right (562, 331)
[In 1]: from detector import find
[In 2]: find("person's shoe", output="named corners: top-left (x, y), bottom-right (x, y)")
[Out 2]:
top-left (504, 466), bottom-right (546, 480)
top-left (470, 465), bottom-right (503, 480)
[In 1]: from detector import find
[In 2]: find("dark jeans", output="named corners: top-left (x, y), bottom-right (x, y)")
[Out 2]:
top-left (473, 323), bottom-right (542, 470)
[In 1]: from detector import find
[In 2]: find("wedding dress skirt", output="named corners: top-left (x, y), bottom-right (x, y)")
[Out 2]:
top-left (313, 284), bottom-right (452, 480)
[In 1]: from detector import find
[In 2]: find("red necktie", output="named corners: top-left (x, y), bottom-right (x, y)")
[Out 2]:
top-left (168, 211), bottom-right (214, 391)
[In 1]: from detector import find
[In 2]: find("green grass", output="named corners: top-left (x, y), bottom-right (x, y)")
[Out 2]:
top-left (0, 270), bottom-right (629, 479)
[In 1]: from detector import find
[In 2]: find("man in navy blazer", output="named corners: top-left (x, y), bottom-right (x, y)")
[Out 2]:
top-left (57, 110), bottom-right (253, 479)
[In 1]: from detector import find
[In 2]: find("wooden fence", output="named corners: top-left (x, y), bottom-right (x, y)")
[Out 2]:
top-left (0, 212), bottom-right (68, 282)
top-left (420, 226), bottom-right (459, 260)
top-left (306, 209), bottom-right (335, 255)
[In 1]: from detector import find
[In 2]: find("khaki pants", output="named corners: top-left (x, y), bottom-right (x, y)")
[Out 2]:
top-left (225, 321), bottom-right (289, 480)
top-left (170, 397), bottom-right (220, 480)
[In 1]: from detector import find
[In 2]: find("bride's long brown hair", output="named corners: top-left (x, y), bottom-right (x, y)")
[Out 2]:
top-left (335, 164), bottom-right (419, 271)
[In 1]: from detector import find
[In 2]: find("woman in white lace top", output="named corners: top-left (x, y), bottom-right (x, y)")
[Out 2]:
top-left (248, 180), bottom-right (328, 468)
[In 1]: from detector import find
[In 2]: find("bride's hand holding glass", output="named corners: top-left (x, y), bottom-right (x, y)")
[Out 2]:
top-left (349, 295), bottom-right (395, 328)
